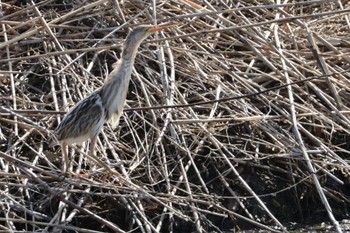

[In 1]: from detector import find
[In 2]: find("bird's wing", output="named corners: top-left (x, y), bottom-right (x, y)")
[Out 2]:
top-left (55, 91), bottom-right (105, 141)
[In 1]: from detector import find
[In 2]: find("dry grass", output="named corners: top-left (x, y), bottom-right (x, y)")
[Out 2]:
top-left (1, 0), bottom-right (350, 232)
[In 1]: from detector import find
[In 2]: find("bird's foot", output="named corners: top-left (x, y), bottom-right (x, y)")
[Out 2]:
top-left (60, 170), bottom-right (91, 179)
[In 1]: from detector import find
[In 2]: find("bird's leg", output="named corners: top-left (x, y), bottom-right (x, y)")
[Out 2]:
top-left (87, 136), bottom-right (118, 175)
top-left (61, 142), bottom-right (69, 173)
top-left (88, 135), bottom-right (107, 170)
top-left (89, 136), bottom-right (97, 157)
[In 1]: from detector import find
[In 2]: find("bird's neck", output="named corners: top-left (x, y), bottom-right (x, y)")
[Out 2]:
top-left (121, 40), bottom-right (142, 62)
top-left (121, 53), bottom-right (137, 65)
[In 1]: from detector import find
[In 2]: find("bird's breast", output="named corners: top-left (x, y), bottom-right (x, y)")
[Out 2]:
top-left (100, 62), bottom-right (133, 128)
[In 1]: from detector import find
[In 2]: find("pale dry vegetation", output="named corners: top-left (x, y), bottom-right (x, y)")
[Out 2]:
top-left (1, 0), bottom-right (350, 232)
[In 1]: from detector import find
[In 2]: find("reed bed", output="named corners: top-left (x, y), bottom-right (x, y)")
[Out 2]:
top-left (1, 0), bottom-right (350, 232)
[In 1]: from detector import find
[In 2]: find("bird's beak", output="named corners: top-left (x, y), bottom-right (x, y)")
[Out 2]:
top-left (148, 24), bottom-right (177, 32)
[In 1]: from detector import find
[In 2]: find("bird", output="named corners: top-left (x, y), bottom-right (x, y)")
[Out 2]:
top-left (54, 24), bottom-right (175, 172)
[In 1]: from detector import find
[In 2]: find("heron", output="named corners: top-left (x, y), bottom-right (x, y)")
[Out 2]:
top-left (54, 24), bottom-right (175, 172)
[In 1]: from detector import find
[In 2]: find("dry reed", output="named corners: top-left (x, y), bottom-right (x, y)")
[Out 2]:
top-left (1, 0), bottom-right (350, 232)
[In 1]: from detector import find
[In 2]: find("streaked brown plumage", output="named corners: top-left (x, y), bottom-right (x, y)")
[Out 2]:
top-left (55, 24), bottom-right (174, 172)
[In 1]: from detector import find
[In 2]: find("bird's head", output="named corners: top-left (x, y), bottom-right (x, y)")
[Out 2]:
top-left (122, 24), bottom-right (175, 59)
